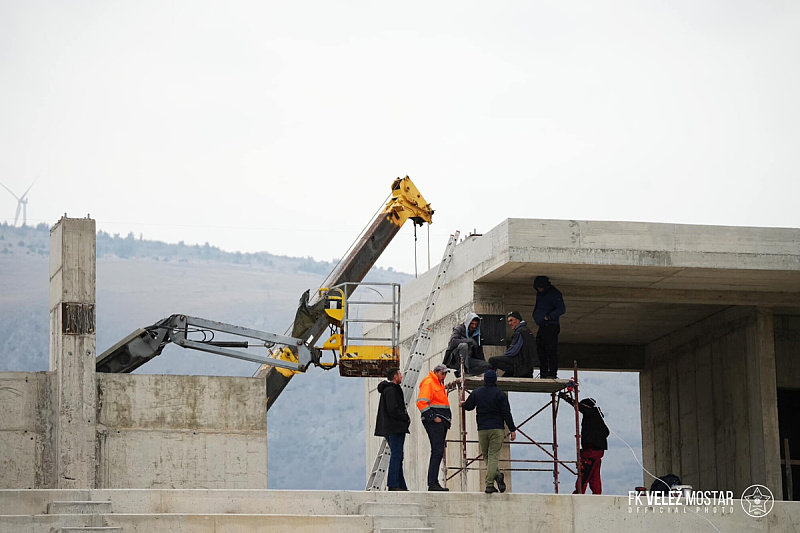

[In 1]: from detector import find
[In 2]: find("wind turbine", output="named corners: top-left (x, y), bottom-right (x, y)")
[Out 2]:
top-left (0, 179), bottom-right (36, 226)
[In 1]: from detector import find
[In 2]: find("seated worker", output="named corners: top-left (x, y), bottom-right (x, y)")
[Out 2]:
top-left (489, 311), bottom-right (535, 378)
top-left (444, 312), bottom-right (490, 376)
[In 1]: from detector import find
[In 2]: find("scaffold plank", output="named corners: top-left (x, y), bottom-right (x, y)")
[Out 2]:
top-left (462, 377), bottom-right (571, 393)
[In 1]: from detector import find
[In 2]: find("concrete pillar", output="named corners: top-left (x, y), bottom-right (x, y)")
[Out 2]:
top-left (49, 217), bottom-right (97, 488)
top-left (746, 307), bottom-right (782, 492)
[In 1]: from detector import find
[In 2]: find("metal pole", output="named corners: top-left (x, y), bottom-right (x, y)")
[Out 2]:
top-left (552, 392), bottom-right (559, 493)
top-left (459, 355), bottom-right (467, 492)
top-left (785, 438), bottom-right (794, 501)
top-left (573, 361), bottom-right (582, 494)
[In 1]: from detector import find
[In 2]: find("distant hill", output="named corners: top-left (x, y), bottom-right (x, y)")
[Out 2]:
top-left (0, 221), bottom-right (411, 490)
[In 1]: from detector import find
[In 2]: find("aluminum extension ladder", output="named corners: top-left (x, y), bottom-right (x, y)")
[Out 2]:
top-left (365, 231), bottom-right (460, 491)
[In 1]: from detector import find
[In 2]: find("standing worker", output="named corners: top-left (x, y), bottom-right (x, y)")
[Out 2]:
top-left (375, 367), bottom-right (411, 491)
top-left (558, 393), bottom-right (609, 494)
top-left (462, 369), bottom-right (517, 493)
top-left (488, 311), bottom-right (536, 378)
top-left (532, 276), bottom-right (566, 378)
top-left (417, 363), bottom-right (452, 491)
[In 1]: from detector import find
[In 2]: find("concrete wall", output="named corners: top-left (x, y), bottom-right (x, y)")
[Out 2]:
top-left (0, 217), bottom-right (268, 490)
top-left (0, 372), bottom-right (268, 489)
top-left (97, 374), bottom-right (267, 489)
top-left (640, 307), bottom-right (782, 496)
top-left (0, 372), bottom-right (54, 489)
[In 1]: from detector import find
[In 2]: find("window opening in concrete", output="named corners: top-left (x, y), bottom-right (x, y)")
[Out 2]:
top-left (778, 388), bottom-right (800, 501)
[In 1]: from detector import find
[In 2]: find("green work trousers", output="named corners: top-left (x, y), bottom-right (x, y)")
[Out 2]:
top-left (479, 428), bottom-right (505, 489)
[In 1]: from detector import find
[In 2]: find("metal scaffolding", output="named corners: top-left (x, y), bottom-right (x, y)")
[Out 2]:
top-left (445, 361), bottom-right (582, 494)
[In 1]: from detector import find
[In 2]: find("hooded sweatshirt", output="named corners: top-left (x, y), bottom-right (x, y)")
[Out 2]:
top-left (446, 312), bottom-right (484, 360)
top-left (532, 278), bottom-right (566, 326)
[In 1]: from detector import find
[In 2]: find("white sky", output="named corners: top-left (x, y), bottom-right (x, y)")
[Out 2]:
top-left (2, 1), bottom-right (799, 274)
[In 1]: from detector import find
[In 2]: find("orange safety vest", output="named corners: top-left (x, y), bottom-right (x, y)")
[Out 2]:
top-left (416, 371), bottom-right (452, 423)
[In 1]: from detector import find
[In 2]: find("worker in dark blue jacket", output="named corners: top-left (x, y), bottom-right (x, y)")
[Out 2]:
top-left (461, 370), bottom-right (517, 493)
top-left (532, 276), bottom-right (566, 378)
top-left (489, 311), bottom-right (536, 378)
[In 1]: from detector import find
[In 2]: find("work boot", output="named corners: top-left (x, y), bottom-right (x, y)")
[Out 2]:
top-left (495, 472), bottom-right (506, 493)
top-left (428, 483), bottom-right (449, 491)
top-left (485, 486), bottom-right (499, 494)
top-left (387, 487), bottom-right (408, 491)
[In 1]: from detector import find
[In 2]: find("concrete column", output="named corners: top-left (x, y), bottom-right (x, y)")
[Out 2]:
top-left (49, 217), bottom-right (97, 488)
top-left (746, 307), bottom-right (782, 492)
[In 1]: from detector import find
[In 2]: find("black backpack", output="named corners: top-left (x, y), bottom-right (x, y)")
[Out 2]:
top-left (650, 474), bottom-right (682, 494)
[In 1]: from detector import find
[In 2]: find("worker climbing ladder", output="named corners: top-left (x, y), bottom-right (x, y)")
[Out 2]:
top-left (365, 231), bottom-right (460, 491)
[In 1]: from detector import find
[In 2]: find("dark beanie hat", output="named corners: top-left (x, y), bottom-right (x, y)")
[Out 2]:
top-left (484, 369), bottom-right (497, 384)
top-left (507, 311), bottom-right (522, 321)
top-left (533, 276), bottom-right (550, 289)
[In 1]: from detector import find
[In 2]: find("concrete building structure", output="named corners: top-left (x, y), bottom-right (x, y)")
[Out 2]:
top-left (0, 217), bottom-right (267, 490)
top-left (3, 216), bottom-right (800, 531)
top-left (368, 218), bottom-right (800, 499)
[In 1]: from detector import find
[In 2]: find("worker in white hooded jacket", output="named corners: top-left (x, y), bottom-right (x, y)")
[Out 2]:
top-left (442, 312), bottom-right (491, 376)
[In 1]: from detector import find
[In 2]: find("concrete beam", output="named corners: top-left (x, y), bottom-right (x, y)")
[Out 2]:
top-left (497, 284), bottom-right (800, 307)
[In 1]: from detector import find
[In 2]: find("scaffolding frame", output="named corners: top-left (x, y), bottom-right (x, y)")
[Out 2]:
top-left (445, 361), bottom-right (582, 494)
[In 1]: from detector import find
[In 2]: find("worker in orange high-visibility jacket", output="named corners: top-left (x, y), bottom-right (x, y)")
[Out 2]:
top-left (416, 363), bottom-right (452, 491)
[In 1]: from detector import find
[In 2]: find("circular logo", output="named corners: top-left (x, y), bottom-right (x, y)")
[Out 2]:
top-left (741, 484), bottom-right (774, 518)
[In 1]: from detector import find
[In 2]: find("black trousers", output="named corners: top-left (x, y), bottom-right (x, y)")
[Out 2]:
top-left (488, 355), bottom-right (516, 377)
top-left (536, 324), bottom-right (560, 377)
top-left (457, 342), bottom-right (490, 376)
top-left (422, 419), bottom-right (449, 486)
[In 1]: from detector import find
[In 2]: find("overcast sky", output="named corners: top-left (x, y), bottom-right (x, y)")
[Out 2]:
top-left (2, 1), bottom-right (799, 274)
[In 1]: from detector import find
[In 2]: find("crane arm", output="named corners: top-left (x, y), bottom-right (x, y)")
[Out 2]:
top-left (260, 176), bottom-right (434, 409)
top-left (96, 314), bottom-right (319, 374)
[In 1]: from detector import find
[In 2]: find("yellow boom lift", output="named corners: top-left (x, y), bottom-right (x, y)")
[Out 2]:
top-left (96, 177), bottom-right (434, 410)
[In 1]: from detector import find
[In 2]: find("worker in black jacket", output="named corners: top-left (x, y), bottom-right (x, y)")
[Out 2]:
top-left (559, 393), bottom-right (609, 494)
top-left (375, 367), bottom-right (411, 491)
top-left (532, 276), bottom-right (566, 378)
top-left (489, 311), bottom-right (536, 378)
top-left (461, 370), bottom-right (517, 493)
